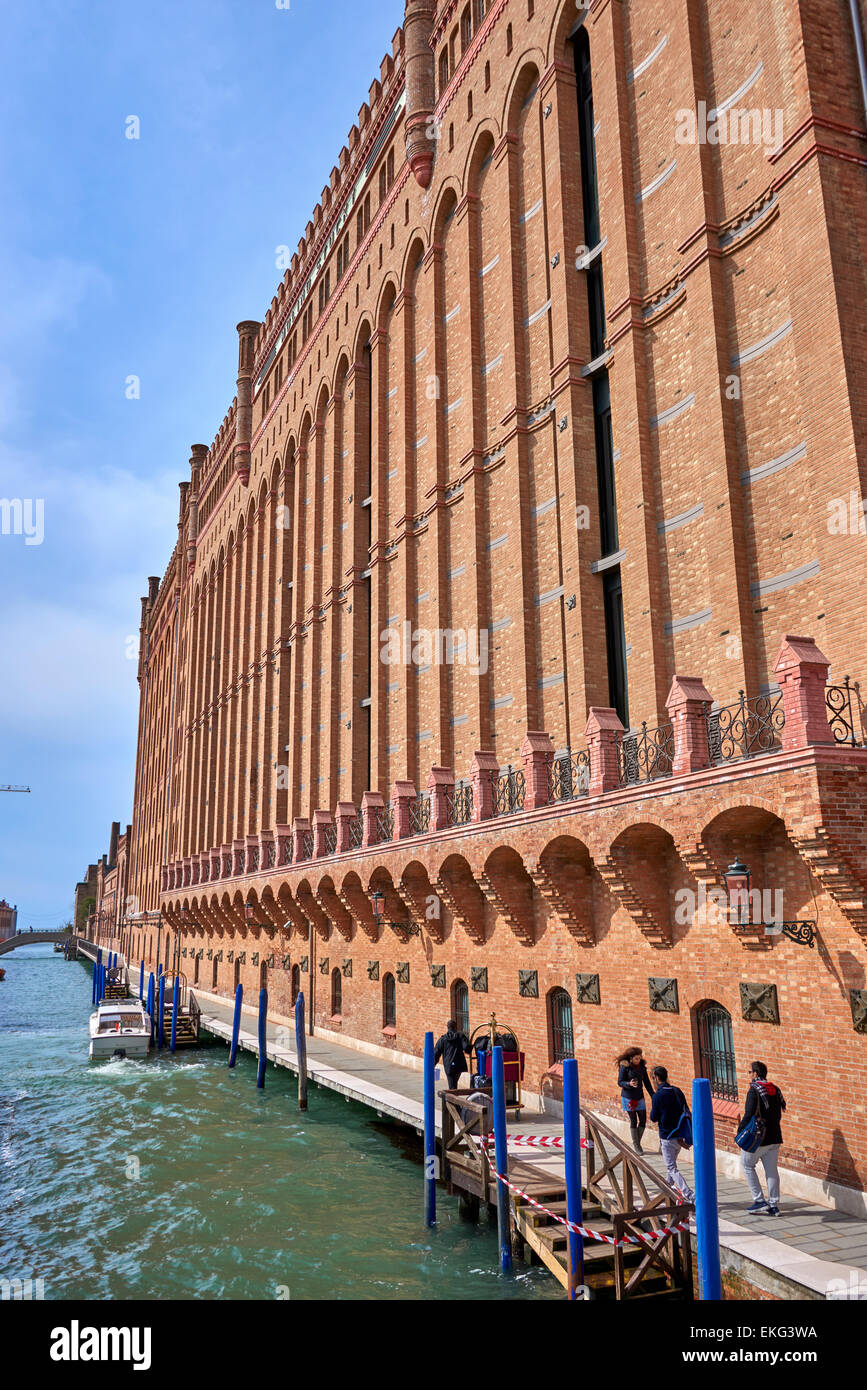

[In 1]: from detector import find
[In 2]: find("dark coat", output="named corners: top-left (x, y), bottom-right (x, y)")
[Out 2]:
top-left (743, 1080), bottom-right (786, 1145)
top-left (617, 1061), bottom-right (655, 1103)
top-left (434, 1029), bottom-right (470, 1074)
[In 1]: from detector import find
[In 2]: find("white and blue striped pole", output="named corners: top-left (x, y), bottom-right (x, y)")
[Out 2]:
top-left (693, 1077), bottom-right (722, 1299)
top-left (423, 1031), bottom-right (436, 1227)
top-left (491, 1045), bottom-right (512, 1272)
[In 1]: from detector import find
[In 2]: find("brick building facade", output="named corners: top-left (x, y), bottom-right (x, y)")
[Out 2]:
top-left (91, 0), bottom-right (867, 1203)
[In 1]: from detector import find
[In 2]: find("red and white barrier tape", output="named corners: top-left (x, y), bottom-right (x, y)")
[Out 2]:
top-left (479, 1136), bottom-right (690, 1248)
top-left (505, 1133), bottom-right (593, 1150)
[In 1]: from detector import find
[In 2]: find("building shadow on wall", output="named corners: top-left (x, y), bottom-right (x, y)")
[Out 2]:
top-left (824, 1128), bottom-right (862, 1205)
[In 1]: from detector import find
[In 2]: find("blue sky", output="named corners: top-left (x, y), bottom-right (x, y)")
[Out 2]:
top-left (0, 0), bottom-right (403, 925)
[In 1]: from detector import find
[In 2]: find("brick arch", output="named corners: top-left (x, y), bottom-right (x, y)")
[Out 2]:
top-left (314, 379), bottom-right (330, 425)
top-left (353, 315), bottom-right (373, 360)
top-left (463, 123), bottom-right (498, 191)
top-left (696, 794), bottom-right (788, 840)
top-left (503, 57), bottom-right (544, 134)
top-left (330, 347), bottom-right (351, 397)
top-left (430, 181), bottom-right (461, 242)
top-left (435, 851), bottom-right (488, 946)
top-left (535, 833), bottom-right (596, 945)
top-left (375, 273), bottom-right (400, 329)
top-left (400, 233), bottom-right (427, 288)
top-left (602, 821), bottom-right (683, 949)
top-left (337, 868), bottom-right (378, 941)
top-left (480, 844), bottom-right (537, 947)
top-left (546, 0), bottom-right (584, 65)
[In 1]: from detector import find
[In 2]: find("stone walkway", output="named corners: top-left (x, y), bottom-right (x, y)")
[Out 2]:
top-left (188, 988), bottom-right (867, 1299)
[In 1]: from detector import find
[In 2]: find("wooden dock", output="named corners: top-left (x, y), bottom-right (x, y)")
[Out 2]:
top-left (440, 1089), bottom-right (692, 1299)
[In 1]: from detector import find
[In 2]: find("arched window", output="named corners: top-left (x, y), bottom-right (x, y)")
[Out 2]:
top-left (460, 5), bottom-right (472, 50)
top-left (452, 978), bottom-right (469, 1036)
top-left (234, 957), bottom-right (240, 991)
top-left (193, 953), bottom-right (200, 985)
top-left (291, 963), bottom-right (300, 1005)
top-left (439, 48), bottom-right (449, 96)
top-left (696, 1001), bottom-right (738, 1101)
top-left (259, 959), bottom-right (268, 991)
top-left (382, 972), bottom-right (396, 1029)
top-left (211, 956), bottom-right (218, 989)
top-left (548, 987), bottom-right (574, 1063)
top-left (331, 966), bottom-right (342, 1018)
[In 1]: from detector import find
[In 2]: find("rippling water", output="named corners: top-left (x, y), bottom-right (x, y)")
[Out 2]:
top-left (0, 945), bottom-right (558, 1300)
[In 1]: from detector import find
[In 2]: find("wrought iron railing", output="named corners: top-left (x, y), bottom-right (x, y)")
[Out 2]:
top-left (409, 793), bottom-right (431, 836)
top-left (222, 853), bottom-right (232, 877)
top-left (619, 722), bottom-right (674, 786)
top-left (825, 676), bottom-right (862, 747)
top-left (250, 846), bottom-right (260, 872)
top-left (547, 748), bottom-right (590, 802)
top-left (324, 824), bottom-right (338, 855)
top-left (349, 810), bottom-right (364, 848)
top-left (706, 691), bottom-right (784, 765)
top-left (266, 841), bottom-right (276, 868)
top-left (376, 802), bottom-right (395, 843)
top-left (279, 838), bottom-right (292, 866)
top-left (491, 765), bottom-right (525, 815)
top-left (446, 780), bottom-right (473, 827)
top-left (301, 830), bottom-right (314, 861)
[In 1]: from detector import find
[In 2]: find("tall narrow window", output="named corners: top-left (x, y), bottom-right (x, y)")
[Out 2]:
top-left (383, 972), bottom-right (396, 1028)
top-left (331, 966), bottom-right (342, 1017)
top-left (696, 1001), bottom-right (738, 1101)
top-left (290, 963), bottom-right (300, 1005)
top-left (548, 988), bottom-right (574, 1063)
top-left (211, 957), bottom-right (218, 989)
top-left (452, 978), bottom-right (469, 1036)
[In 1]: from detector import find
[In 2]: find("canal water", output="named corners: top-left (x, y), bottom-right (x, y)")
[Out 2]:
top-left (0, 945), bottom-right (559, 1300)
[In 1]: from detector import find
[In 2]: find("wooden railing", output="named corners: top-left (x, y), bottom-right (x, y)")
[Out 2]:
top-left (440, 1091), bottom-right (493, 1199)
top-left (584, 1111), bottom-right (693, 1300)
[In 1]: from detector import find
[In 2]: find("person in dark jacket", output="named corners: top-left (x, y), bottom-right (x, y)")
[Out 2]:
top-left (434, 1020), bottom-right (470, 1090)
top-left (650, 1066), bottom-right (694, 1202)
top-left (616, 1046), bottom-right (655, 1152)
top-left (741, 1060), bottom-right (786, 1215)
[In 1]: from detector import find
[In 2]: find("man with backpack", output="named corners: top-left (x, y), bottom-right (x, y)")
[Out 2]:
top-left (650, 1065), bottom-right (694, 1203)
top-left (433, 1019), bottom-right (471, 1091)
top-left (739, 1060), bottom-right (786, 1216)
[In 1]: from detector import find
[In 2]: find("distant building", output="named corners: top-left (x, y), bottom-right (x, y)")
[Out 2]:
top-left (0, 900), bottom-right (18, 941)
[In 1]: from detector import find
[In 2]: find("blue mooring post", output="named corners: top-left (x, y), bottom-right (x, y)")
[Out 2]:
top-left (423, 1031), bottom-right (436, 1227)
top-left (157, 973), bottom-right (165, 1050)
top-left (146, 973), bottom-right (155, 1042)
top-left (563, 1058), bottom-right (585, 1301)
top-left (256, 988), bottom-right (268, 1088)
top-left (491, 1045), bottom-right (512, 1273)
top-left (295, 992), bottom-right (308, 1110)
top-left (693, 1077), bottom-right (722, 1300)
top-left (170, 976), bottom-right (179, 1053)
top-left (228, 983), bottom-right (243, 1068)
top-left (91, 960), bottom-right (97, 1005)
top-left (139, 960), bottom-right (144, 1001)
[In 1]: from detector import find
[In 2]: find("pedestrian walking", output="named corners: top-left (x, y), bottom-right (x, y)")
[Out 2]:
top-left (650, 1066), bottom-right (694, 1203)
top-left (616, 1045), bottom-right (655, 1152)
top-left (434, 1019), bottom-right (471, 1091)
top-left (738, 1060), bottom-right (786, 1216)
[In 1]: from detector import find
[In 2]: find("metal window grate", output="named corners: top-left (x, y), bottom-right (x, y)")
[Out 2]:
top-left (697, 1002), bottom-right (738, 1101)
top-left (549, 987), bottom-right (574, 1063)
top-left (383, 973), bottom-right (396, 1028)
top-left (453, 979), bottom-right (469, 1036)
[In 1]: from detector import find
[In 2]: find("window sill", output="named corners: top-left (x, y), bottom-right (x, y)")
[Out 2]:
top-left (381, 1026), bottom-right (397, 1038)
top-left (712, 1099), bottom-right (740, 1121)
top-left (329, 1014), bottom-right (342, 1025)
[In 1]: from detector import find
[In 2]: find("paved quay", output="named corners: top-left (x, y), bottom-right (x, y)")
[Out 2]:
top-left (84, 944), bottom-right (867, 1301)
top-left (193, 989), bottom-right (867, 1300)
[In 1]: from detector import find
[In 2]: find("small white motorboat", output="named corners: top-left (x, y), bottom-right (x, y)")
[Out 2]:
top-left (89, 1000), bottom-right (151, 1060)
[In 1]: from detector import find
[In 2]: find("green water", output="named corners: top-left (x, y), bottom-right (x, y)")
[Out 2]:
top-left (0, 945), bottom-right (558, 1300)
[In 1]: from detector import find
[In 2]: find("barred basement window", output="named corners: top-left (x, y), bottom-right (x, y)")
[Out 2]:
top-left (548, 987), bottom-right (574, 1063)
top-left (696, 1000), bottom-right (738, 1102)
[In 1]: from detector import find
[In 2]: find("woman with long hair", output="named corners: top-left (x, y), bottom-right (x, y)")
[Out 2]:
top-left (616, 1045), bottom-right (655, 1153)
